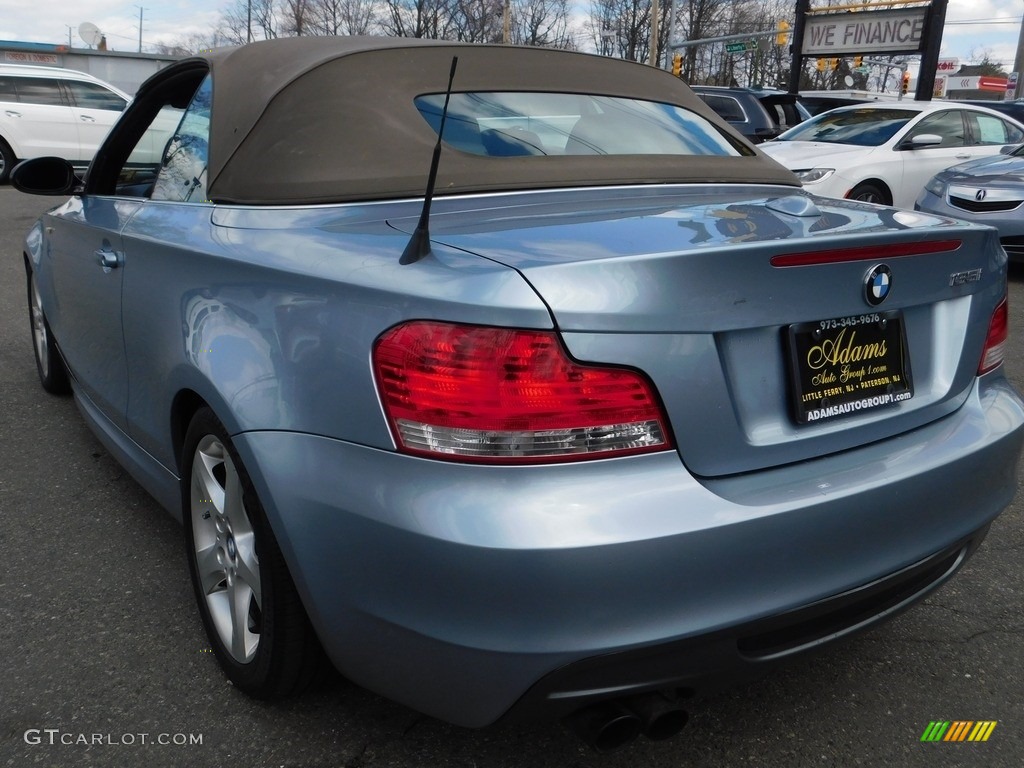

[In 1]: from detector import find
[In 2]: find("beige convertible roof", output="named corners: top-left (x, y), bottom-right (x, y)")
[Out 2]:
top-left (161, 37), bottom-right (798, 204)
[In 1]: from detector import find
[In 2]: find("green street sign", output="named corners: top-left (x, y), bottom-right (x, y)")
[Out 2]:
top-left (725, 40), bottom-right (757, 54)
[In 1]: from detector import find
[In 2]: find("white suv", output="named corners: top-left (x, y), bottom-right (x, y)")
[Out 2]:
top-left (0, 64), bottom-right (129, 183)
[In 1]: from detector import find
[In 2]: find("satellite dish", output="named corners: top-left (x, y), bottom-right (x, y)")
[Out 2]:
top-left (79, 22), bottom-right (103, 47)
top-left (844, 75), bottom-right (855, 87)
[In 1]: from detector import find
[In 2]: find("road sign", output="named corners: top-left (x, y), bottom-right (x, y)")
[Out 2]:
top-left (725, 40), bottom-right (757, 54)
top-left (936, 58), bottom-right (959, 73)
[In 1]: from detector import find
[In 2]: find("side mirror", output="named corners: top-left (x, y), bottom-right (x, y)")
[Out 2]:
top-left (10, 157), bottom-right (81, 196)
top-left (899, 133), bottom-right (943, 150)
top-left (999, 143), bottom-right (1021, 155)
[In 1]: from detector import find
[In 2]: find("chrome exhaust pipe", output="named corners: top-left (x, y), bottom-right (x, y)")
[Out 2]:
top-left (624, 691), bottom-right (689, 741)
top-left (563, 701), bottom-right (642, 753)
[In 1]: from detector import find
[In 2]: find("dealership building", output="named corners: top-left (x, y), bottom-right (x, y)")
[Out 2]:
top-left (1, 40), bottom-right (179, 94)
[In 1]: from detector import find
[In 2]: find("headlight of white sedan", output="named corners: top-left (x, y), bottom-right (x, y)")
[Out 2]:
top-left (794, 168), bottom-right (834, 184)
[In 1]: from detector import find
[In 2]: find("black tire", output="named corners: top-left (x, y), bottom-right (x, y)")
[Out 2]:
top-left (847, 182), bottom-right (890, 206)
top-left (0, 138), bottom-right (15, 184)
top-left (182, 407), bottom-right (324, 698)
top-left (26, 269), bottom-right (71, 394)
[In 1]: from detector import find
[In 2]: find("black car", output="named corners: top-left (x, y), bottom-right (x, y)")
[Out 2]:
top-left (689, 86), bottom-right (808, 143)
top-left (957, 99), bottom-right (1024, 125)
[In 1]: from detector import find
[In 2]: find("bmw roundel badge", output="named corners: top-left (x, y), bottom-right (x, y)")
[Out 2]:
top-left (864, 264), bottom-right (892, 306)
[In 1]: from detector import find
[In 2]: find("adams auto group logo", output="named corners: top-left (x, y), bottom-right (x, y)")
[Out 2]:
top-left (920, 721), bottom-right (997, 742)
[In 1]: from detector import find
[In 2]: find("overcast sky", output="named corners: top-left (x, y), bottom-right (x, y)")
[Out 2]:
top-left (1, 0), bottom-right (1022, 71)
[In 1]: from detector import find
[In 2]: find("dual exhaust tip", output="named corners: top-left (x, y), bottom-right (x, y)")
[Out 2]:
top-left (564, 691), bottom-right (689, 753)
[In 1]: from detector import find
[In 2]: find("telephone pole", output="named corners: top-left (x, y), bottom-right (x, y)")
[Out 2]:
top-left (136, 6), bottom-right (147, 53)
top-left (649, 0), bottom-right (659, 67)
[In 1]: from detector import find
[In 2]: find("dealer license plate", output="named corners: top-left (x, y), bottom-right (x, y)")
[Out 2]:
top-left (786, 311), bottom-right (913, 423)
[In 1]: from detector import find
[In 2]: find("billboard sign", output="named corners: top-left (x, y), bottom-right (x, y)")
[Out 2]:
top-left (803, 8), bottom-right (928, 56)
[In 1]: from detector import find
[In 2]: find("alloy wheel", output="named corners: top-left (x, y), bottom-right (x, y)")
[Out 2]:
top-left (30, 275), bottom-right (49, 380)
top-left (190, 435), bottom-right (263, 663)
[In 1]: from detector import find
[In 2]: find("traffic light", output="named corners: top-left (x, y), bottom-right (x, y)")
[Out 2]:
top-left (672, 53), bottom-right (682, 78)
top-left (816, 58), bottom-right (825, 73)
top-left (775, 20), bottom-right (791, 47)
top-left (854, 56), bottom-right (863, 68)
top-left (902, 71), bottom-right (910, 94)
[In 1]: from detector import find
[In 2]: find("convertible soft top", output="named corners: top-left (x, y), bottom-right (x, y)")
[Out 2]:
top-left (149, 37), bottom-right (798, 204)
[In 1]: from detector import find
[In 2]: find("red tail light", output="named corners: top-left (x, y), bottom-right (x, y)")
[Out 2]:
top-left (373, 321), bottom-right (671, 463)
top-left (978, 296), bottom-right (1008, 375)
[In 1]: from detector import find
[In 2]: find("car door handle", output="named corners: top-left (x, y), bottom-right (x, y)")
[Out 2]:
top-left (4, 109), bottom-right (21, 118)
top-left (955, 153), bottom-right (972, 159)
top-left (79, 115), bottom-right (96, 122)
top-left (95, 248), bottom-right (122, 269)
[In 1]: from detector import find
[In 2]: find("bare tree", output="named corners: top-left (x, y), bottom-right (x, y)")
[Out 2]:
top-left (965, 48), bottom-right (1008, 76)
top-left (511, 0), bottom-right (575, 48)
top-left (381, 0), bottom-right (460, 38)
top-left (155, 31), bottom-right (220, 56)
top-left (586, 0), bottom-right (651, 63)
top-left (451, 0), bottom-right (504, 42)
top-left (672, 0), bottom-right (729, 83)
top-left (280, 0), bottom-right (312, 35)
top-left (305, 0), bottom-right (380, 35)
top-left (663, 0), bottom-right (798, 88)
top-left (218, 0), bottom-right (280, 43)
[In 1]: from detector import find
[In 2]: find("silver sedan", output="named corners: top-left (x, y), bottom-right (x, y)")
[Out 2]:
top-left (916, 145), bottom-right (1024, 262)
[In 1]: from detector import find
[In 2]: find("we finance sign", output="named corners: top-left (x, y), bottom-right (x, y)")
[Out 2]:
top-left (803, 8), bottom-right (927, 56)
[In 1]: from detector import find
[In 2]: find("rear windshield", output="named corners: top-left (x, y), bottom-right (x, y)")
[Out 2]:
top-left (415, 92), bottom-right (750, 157)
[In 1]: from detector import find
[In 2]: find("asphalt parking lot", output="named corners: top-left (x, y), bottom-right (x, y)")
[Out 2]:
top-left (1, 184), bottom-right (1021, 768)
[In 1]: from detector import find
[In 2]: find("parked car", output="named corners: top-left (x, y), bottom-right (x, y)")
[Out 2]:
top-left (798, 90), bottom-right (901, 115)
top-left (690, 85), bottom-right (809, 143)
top-left (14, 38), bottom-right (1024, 753)
top-left (0, 63), bottom-right (130, 183)
top-left (760, 101), bottom-right (1024, 207)
top-left (915, 144), bottom-right (1024, 261)
top-left (956, 99), bottom-right (1024, 125)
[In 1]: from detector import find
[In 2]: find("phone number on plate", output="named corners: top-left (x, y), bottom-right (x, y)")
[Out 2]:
top-left (819, 313), bottom-right (881, 331)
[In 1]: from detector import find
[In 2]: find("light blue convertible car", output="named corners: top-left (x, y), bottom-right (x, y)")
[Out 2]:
top-left (14, 37), bottom-right (1024, 752)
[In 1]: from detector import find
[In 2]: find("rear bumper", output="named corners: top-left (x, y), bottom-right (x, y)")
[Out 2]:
top-left (507, 524), bottom-right (986, 722)
top-left (234, 375), bottom-right (1024, 727)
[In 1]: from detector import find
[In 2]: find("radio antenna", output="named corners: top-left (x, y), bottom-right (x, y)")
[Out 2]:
top-left (400, 56), bottom-right (459, 265)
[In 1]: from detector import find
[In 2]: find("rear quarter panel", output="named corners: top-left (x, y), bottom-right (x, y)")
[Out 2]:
top-left (117, 200), bottom-right (552, 475)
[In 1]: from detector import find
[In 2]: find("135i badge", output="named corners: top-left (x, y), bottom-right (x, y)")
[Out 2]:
top-left (950, 268), bottom-right (982, 286)
top-left (864, 264), bottom-right (892, 306)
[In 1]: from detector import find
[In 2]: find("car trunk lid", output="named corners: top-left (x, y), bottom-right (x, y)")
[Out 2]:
top-left (387, 185), bottom-right (1005, 476)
